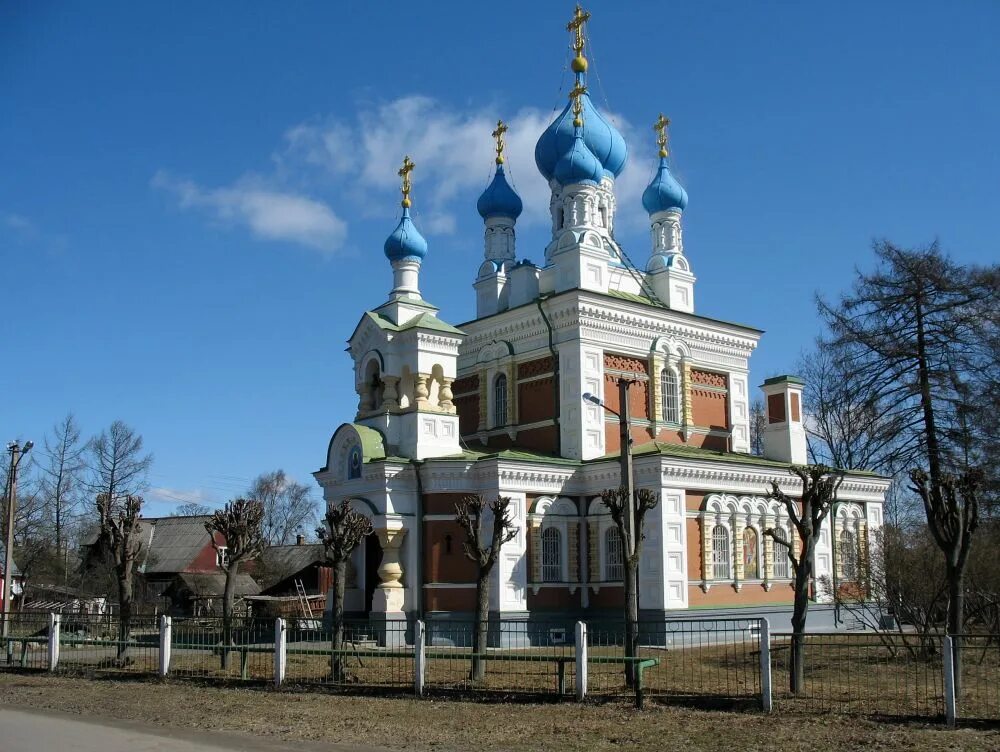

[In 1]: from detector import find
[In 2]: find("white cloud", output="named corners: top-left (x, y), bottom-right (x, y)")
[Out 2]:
top-left (152, 172), bottom-right (347, 254)
top-left (276, 96), bottom-right (657, 235)
top-left (146, 486), bottom-right (217, 507)
top-left (4, 213), bottom-right (34, 233)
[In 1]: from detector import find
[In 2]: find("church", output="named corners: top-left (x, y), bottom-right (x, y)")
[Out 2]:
top-left (314, 7), bottom-right (890, 633)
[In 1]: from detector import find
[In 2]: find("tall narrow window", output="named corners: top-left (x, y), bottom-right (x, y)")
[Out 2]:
top-left (743, 527), bottom-right (759, 579)
top-left (541, 527), bottom-right (562, 582)
top-left (772, 527), bottom-right (789, 579)
top-left (661, 369), bottom-right (680, 424)
top-left (605, 527), bottom-right (623, 582)
top-left (840, 529), bottom-right (858, 581)
top-left (493, 373), bottom-right (508, 428)
top-left (712, 525), bottom-right (731, 579)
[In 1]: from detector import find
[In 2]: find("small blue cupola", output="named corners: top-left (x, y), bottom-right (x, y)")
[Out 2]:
top-left (642, 114), bottom-right (688, 215)
top-left (384, 155), bottom-right (428, 263)
top-left (477, 163), bottom-right (523, 220)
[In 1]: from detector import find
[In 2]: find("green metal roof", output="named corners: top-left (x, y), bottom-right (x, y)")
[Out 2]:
top-left (762, 375), bottom-right (806, 386)
top-left (362, 310), bottom-right (464, 336)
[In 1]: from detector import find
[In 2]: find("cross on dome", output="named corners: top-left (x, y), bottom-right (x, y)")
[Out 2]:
top-left (569, 83), bottom-right (587, 128)
top-left (398, 155), bottom-right (415, 208)
top-left (566, 4), bottom-right (591, 73)
top-left (492, 120), bottom-right (508, 165)
top-left (654, 113), bottom-right (671, 158)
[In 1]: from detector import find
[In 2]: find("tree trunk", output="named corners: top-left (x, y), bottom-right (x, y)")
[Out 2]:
top-left (330, 558), bottom-right (347, 682)
top-left (117, 574), bottom-right (132, 664)
top-left (471, 570), bottom-right (490, 683)
top-left (789, 553), bottom-right (813, 695)
top-left (623, 557), bottom-right (639, 688)
top-left (221, 563), bottom-right (239, 670)
top-left (947, 563), bottom-right (964, 696)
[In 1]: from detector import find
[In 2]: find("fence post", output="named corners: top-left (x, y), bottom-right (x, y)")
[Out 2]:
top-left (575, 621), bottom-right (588, 701)
top-left (758, 618), bottom-right (772, 713)
top-left (158, 615), bottom-right (171, 677)
top-left (414, 619), bottom-right (426, 697)
top-left (943, 635), bottom-right (956, 727)
top-left (48, 613), bottom-right (60, 671)
top-left (274, 618), bottom-right (286, 688)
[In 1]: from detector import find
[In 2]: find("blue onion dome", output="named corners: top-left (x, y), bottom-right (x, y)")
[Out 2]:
top-left (383, 208), bottom-right (428, 262)
top-left (535, 88), bottom-right (628, 182)
top-left (477, 164), bottom-right (523, 220)
top-left (642, 155), bottom-right (688, 214)
top-left (553, 128), bottom-right (604, 186)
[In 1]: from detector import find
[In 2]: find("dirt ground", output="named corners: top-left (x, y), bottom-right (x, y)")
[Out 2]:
top-left (2, 673), bottom-right (998, 752)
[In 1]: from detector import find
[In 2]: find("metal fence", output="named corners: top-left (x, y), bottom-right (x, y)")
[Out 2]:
top-left (772, 631), bottom-right (945, 718)
top-left (2, 610), bottom-right (998, 725)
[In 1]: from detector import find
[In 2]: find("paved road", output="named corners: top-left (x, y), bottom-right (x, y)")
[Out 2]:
top-left (0, 706), bottom-right (386, 752)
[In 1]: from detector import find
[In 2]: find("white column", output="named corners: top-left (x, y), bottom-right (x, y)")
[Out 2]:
top-left (575, 621), bottom-right (588, 701)
top-left (943, 635), bottom-right (957, 727)
top-left (158, 615), bottom-right (171, 677)
top-left (414, 620), bottom-right (426, 697)
top-left (48, 613), bottom-right (60, 671)
top-left (759, 618), bottom-right (772, 713)
top-left (274, 617), bottom-right (287, 687)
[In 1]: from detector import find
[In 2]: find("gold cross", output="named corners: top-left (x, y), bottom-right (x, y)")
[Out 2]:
top-left (492, 119), bottom-right (508, 165)
top-left (569, 82), bottom-right (587, 126)
top-left (654, 113), bottom-right (671, 157)
top-left (398, 155), bottom-right (414, 208)
top-left (566, 4), bottom-right (591, 56)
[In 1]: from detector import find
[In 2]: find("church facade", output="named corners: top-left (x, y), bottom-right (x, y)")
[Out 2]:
top-left (314, 8), bottom-right (890, 631)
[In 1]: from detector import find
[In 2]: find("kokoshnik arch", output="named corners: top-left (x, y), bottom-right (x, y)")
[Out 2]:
top-left (313, 6), bottom-right (889, 633)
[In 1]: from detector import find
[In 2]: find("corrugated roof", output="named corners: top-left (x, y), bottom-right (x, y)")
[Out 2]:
top-left (176, 573), bottom-right (260, 598)
top-left (261, 543), bottom-right (326, 579)
top-left (140, 515), bottom-right (214, 574)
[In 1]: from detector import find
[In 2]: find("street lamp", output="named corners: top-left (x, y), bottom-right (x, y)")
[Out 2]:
top-left (3, 439), bottom-right (32, 661)
top-left (583, 379), bottom-right (638, 573)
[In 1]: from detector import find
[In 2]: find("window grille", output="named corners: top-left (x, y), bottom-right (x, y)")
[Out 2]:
top-left (661, 369), bottom-right (680, 423)
top-left (772, 527), bottom-right (790, 578)
top-left (493, 374), bottom-right (508, 428)
top-left (605, 526), bottom-right (623, 581)
top-left (541, 527), bottom-right (562, 582)
top-left (216, 547), bottom-right (229, 569)
top-left (712, 525), bottom-right (731, 579)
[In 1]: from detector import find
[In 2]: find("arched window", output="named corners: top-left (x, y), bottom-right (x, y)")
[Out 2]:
top-left (347, 445), bottom-right (362, 480)
top-left (661, 369), bottom-right (680, 424)
top-left (743, 527), bottom-right (759, 579)
top-left (541, 527), bottom-right (562, 582)
top-left (712, 525), bottom-right (731, 579)
top-left (493, 374), bottom-right (508, 428)
top-left (772, 527), bottom-right (790, 579)
top-left (840, 529), bottom-right (859, 581)
top-left (605, 527), bottom-right (623, 581)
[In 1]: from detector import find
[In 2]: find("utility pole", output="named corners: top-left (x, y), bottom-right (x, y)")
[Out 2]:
top-left (617, 377), bottom-right (637, 562)
top-left (3, 439), bottom-right (32, 662)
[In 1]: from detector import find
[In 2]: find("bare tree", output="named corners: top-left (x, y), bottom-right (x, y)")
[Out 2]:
top-left (317, 499), bottom-right (372, 682)
top-left (910, 468), bottom-right (981, 692)
top-left (819, 240), bottom-right (997, 690)
top-left (749, 399), bottom-right (766, 457)
top-left (765, 465), bottom-right (843, 694)
top-left (95, 493), bottom-right (143, 663)
top-left (205, 498), bottom-right (265, 668)
top-left (600, 485), bottom-right (658, 686)
top-left (87, 420), bottom-right (153, 512)
top-left (248, 470), bottom-right (317, 545)
top-left (39, 414), bottom-right (85, 581)
top-left (454, 494), bottom-right (518, 682)
top-left (172, 502), bottom-right (213, 517)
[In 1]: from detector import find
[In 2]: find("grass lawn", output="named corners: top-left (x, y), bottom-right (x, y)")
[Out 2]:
top-left (2, 673), bottom-right (999, 752)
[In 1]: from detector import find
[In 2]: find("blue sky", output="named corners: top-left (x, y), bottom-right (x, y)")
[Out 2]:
top-left (3, 1), bottom-right (998, 517)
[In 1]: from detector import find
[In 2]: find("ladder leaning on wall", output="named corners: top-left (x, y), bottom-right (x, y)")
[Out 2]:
top-left (294, 579), bottom-right (313, 619)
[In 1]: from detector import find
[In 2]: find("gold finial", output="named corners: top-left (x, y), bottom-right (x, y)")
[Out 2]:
top-left (492, 119), bottom-right (508, 165)
top-left (398, 155), bottom-right (414, 208)
top-left (569, 82), bottom-right (587, 128)
top-left (566, 4), bottom-right (591, 73)
top-left (654, 113), bottom-right (671, 158)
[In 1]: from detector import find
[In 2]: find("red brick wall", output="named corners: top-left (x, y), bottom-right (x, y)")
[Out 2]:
top-left (424, 520), bottom-right (478, 583)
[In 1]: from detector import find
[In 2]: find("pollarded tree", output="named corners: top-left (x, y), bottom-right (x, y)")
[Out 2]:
top-left (454, 494), bottom-right (517, 683)
top-left (95, 492), bottom-right (143, 663)
top-left (205, 498), bottom-right (265, 669)
top-left (600, 485), bottom-right (658, 687)
top-left (317, 499), bottom-right (373, 682)
top-left (765, 465), bottom-right (843, 694)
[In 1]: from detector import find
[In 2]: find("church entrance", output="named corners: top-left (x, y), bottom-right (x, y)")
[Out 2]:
top-left (364, 533), bottom-right (383, 614)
